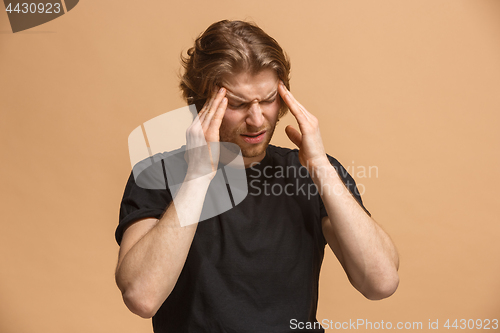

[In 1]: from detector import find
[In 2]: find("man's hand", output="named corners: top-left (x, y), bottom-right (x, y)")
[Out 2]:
top-left (278, 81), bottom-right (328, 171)
top-left (116, 88), bottom-right (228, 318)
top-left (185, 87), bottom-right (227, 181)
top-left (278, 83), bottom-right (399, 300)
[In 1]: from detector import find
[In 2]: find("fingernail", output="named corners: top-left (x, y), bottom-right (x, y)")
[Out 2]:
top-left (219, 87), bottom-right (225, 93)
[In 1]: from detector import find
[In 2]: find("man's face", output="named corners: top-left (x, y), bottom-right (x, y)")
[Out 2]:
top-left (220, 69), bottom-right (281, 166)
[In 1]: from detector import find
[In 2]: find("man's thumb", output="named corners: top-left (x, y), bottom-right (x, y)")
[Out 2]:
top-left (285, 125), bottom-right (302, 147)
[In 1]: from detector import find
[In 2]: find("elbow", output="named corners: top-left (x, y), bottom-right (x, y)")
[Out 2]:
top-left (116, 277), bottom-right (161, 319)
top-left (122, 288), bottom-right (159, 319)
top-left (115, 270), bottom-right (174, 318)
top-left (360, 271), bottom-right (400, 301)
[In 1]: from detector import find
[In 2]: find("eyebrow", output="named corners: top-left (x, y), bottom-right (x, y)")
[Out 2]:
top-left (226, 89), bottom-right (278, 104)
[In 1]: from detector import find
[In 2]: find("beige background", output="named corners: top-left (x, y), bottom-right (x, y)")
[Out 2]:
top-left (1, 0), bottom-right (499, 332)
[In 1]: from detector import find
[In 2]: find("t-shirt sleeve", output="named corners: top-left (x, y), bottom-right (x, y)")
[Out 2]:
top-left (319, 155), bottom-right (371, 219)
top-left (115, 170), bottom-right (173, 245)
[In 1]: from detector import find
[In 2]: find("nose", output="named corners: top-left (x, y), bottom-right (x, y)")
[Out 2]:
top-left (245, 102), bottom-right (265, 129)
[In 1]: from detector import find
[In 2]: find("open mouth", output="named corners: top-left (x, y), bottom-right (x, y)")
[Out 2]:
top-left (241, 131), bottom-right (266, 144)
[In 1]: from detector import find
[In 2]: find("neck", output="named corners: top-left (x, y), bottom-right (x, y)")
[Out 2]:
top-left (243, 150), bottom-right (267, 168)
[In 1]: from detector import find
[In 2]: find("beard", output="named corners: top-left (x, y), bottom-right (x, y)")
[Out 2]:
top-left (219, 121), bottom-right (276, 158)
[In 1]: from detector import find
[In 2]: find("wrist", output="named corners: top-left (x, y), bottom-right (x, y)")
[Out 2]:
top-left (306, 155), bottom-right (331, 174)
top-left (183, 170), bottom-right (216, 185)
top-left (308, 158), bottom-right (342, 185)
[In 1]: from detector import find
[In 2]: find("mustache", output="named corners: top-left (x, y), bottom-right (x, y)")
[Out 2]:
top-left (235, 125), bottom-right (269, 135)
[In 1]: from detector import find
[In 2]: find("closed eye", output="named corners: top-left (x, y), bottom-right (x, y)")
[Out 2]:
top-left (228, 102), bottom-right (246, 109)
top-left (261, 97), bottom-right (276, 104)
top-left (228, 97), bottom-right (276, 109)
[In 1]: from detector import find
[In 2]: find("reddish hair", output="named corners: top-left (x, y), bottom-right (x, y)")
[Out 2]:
top-left (179, 20), bottom-right (291, 117)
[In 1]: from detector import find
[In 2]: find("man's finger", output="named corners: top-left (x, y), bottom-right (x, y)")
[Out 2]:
top-left (198, 86), bottom-right (221, 122)
top-left (279, 82), bottom-right (311, 134)
top-left (203, 87), bottom-right (226, 128)
top-left (285, 125), bottom-right (303, 148)
top-left (210, 97), bottom-right (227, 128)
top-left (198, 96), bottom-right (213, 123)
top-left (279, 82), bottom-right (308, 121)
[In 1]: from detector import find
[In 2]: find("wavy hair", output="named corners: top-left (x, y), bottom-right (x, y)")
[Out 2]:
top-left (179, 20), bottom-right (291, 118)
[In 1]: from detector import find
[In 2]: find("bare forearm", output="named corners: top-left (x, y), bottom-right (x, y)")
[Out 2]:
top-left (115, 89), bottom-right (229, 317)
top-left (276, 82), bottom-right (398, 298)
top-left (115, 176), bottom-right (211, 317)
top-left (311, 162), bottom-right (399, 299)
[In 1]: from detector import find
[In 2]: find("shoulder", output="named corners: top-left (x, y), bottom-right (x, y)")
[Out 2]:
top-left (267, 144), bottom-right (300, 166)
top-left (267, 144), bottom-right (297, 157)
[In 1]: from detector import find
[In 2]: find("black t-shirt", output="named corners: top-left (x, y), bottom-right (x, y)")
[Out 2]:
top-left (117, 145), bottom-right (369, 333)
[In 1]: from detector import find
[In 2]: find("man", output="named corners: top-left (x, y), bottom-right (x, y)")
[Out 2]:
top-left (115, 20), bottom-right (399, 332)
